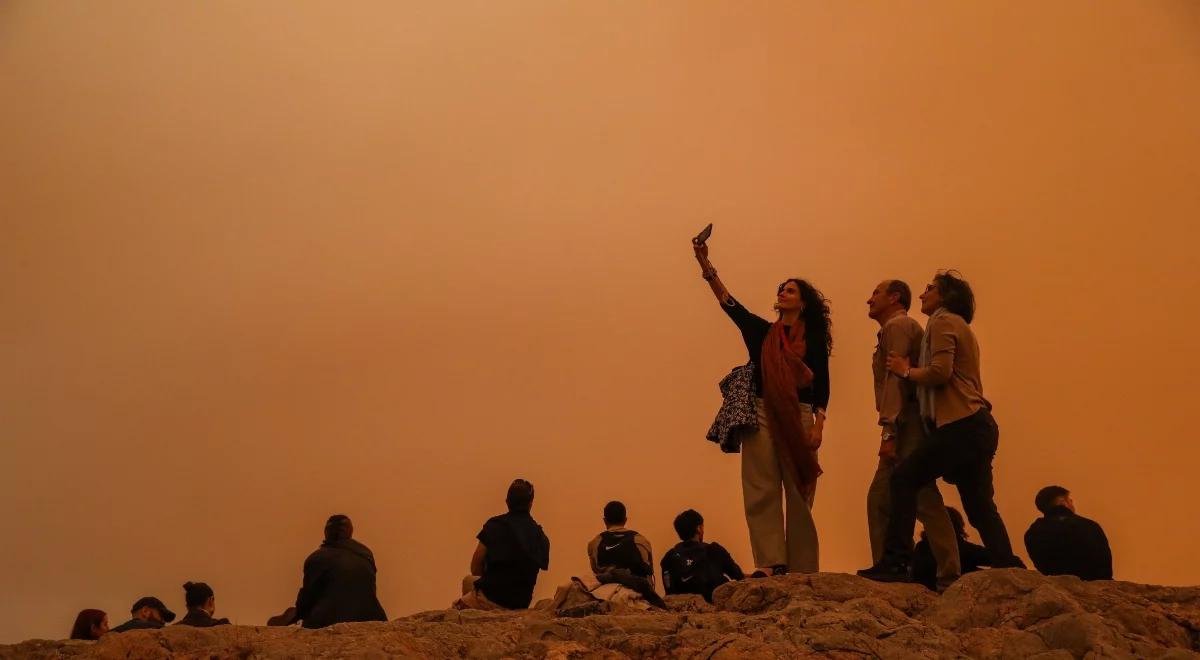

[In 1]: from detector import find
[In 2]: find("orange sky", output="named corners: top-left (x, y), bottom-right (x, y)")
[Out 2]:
top-left (2, 0), bottom-right (1199, 643)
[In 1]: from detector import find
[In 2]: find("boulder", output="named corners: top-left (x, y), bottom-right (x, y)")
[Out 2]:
top-left (4, 571), bottom-right (1198, 658)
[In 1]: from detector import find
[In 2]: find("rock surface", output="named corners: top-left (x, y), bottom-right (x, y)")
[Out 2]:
top-left (5, 570), bottom-right (1199, 658)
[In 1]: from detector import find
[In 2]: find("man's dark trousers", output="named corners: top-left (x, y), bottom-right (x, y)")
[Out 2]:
top-left (882, 408), bottom-right (1022, 568)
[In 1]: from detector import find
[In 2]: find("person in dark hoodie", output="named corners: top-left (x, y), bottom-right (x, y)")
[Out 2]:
top-left (1024, 486), bottom-right (1113, 581)
top-left (660, 509), bottom-right (746, 603)
top-left (454, 479), bottom-right (550, 610)
top-left (271, 514), bottom-right (389, 628)
top-left (110, 596), bottom-right (175, 633)
top-left (174, 582), bottom-right (231, 627)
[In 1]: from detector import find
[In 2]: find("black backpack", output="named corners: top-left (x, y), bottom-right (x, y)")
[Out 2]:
top-left (662, 542), bottom-right (721, 599)
top-left (595, 530), bottom-right (652, 577)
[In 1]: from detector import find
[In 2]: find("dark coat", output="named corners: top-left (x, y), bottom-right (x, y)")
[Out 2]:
top-left (706, 363), bottom-right (757, 453)
top-left (110, 618), bottom-right (164, 633)
top-left (295, 538), bottom-right (388, 629)
top-left (912, 535), bottom-right (992, 591)
top-left (174, 609), bottom-right (231, 627)
top-left (1024, 505), bottom-right (1113, 581)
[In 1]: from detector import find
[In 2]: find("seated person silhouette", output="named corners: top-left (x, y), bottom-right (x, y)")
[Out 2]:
top-left (110, 597), bottom-right (175, 633)
top-left (1024, 486), bottom-right (1113, 581)
top-left (912, 507), bottom-right (991, 590)
top-left (454, 479), bottom-right (550, 610)
top-left (661, 509), bottom-right (745, 603)
top-left (270, 514), bottom-right (388, 628)
top-left (174, 582), bottom-right (230, 627)
top-left (585, 500), bottom-right (664, 609)
top-left (69, 609), bottom-right (108, 640)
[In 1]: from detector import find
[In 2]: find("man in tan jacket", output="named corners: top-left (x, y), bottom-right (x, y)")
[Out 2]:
top-left (860, 271), bottom-right (1024, 582)
top-left (864, 280), bottom-right (960, 590)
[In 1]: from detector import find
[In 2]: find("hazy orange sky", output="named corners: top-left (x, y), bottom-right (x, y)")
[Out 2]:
top-left (2, 0), bottom-right (1199, 643)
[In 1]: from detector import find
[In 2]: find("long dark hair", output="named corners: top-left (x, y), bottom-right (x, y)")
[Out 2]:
top-left (932, 270), bottom-right (975, 324)
top-left (70, 609), bottom-right (106, 640)
top-left (778, 278), bottom-right (833, 356)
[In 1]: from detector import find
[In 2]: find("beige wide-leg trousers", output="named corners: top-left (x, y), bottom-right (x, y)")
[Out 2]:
top-left (741, 398), bottom-right (819, 573)
top-left (866, 413), bottom-right (960, 586)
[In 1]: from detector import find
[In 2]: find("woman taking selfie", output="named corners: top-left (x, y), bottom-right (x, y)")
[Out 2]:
top-left (693, 228), bottom-right (832, 575)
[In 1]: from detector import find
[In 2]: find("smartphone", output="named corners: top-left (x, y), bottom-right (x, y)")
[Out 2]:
top-left (693, 223), bottom-right (713, 245)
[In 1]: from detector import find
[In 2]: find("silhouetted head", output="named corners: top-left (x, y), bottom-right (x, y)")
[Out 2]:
top-left (130, 596), bottom-right (175, 623)
top-left (867, 279), bottom-right (911, 322)
top-left (776, 278), bottom-right (833, 354)
top-left (1035, 485), bottom-right (1074, 514)
top-left (182, 581), bottom-right (215, 613)
top-left (70, 609), bottom-right (108, 641)
top-left (603, 500), bottom-right (627, 527)
top-left (673, 509), bottom-right (704, 542)
top-left (324, 514), bottom-right (354, 542)
top-left (922, 270), bottom-right (975, 322)
top-left (506, 479), bottom-right (535, 513)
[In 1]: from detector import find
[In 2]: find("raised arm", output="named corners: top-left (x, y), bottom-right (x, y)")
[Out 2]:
top-left (694, 242), bottom-right (734, 306)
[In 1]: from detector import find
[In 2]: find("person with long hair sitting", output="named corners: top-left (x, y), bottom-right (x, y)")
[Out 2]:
top-left (69, 609), bottom-right (108, 640)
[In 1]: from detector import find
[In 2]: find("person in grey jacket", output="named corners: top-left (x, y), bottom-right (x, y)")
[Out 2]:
top-left (277, 514), bottom-right (388, 628)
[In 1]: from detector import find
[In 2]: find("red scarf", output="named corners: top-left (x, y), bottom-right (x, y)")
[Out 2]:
top-left (760, 319), bottom-right (822, 499)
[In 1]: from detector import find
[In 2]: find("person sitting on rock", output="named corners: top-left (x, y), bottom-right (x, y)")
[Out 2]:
top-left (661, 509), bottom-right (746, 603)
top-left (268, 514), bottom-right (389, 628)
top-left (1024, 486), bottom-right (1113, 581)
top-left (69, 609), bottom-right (108, 640)
top-left (588, 500), bottom-right (654, 579)
top-left (584, 500), bottom-right (665, 609)
top-left (912, 507), bottom-right (992, 590)
top-left (110, 596), bottom-right (175, 632)
top-left (174, 582), bottom-right (231, 627)
top-left (454, 478), bottom-right (550, 610)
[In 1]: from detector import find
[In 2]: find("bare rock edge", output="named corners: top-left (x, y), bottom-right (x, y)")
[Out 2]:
top-left (6, 570), bottom-right (1200, 659)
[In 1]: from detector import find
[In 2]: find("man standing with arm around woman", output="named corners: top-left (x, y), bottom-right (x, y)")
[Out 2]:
top-left (864, 280), bottom-right (960, 590)
top-left (693, 234), bottom-right (831, 575)
top-left (860, 271), bottom-right (1024, 582)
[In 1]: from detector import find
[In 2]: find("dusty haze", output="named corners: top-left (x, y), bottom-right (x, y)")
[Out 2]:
top-left (2, 0), bottom-right (1198, 644)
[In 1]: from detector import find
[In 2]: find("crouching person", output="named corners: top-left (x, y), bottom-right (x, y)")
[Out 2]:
top-left (454, 479), bottom-right (550, 610)
top-left (661, 509), bottom-right (746, 603)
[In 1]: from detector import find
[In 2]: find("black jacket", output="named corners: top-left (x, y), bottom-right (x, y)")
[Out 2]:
top-left (1024, 505), bottom-right (1113, 581)
top-left (912, 535), bottom-right (991, 591)
top-left (110, 618), bottom-right (164, 633)
top-left (295, 538), bottom-right (388, 628)
top-left (174, 609), bottom-right (231, 627)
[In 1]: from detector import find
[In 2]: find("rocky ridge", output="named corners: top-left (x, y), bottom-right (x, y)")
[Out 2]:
top-left (4, 569), bottom-right (1199, 658)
